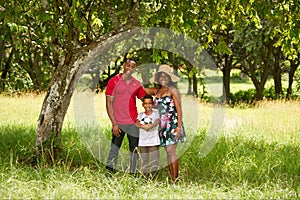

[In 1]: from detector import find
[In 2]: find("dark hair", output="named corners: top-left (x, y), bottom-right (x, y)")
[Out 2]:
top-left (120, 58), bottom-right (136, 66)
top-left (143, 94), bottom-right (153, 102)
top-left (127, 58), bottom-right (136, 63)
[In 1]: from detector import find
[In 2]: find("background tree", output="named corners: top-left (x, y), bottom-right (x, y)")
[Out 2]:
top-left (276, 1), bottom-right (300, 99)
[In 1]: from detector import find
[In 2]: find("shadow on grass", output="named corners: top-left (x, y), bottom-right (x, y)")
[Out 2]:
top-left (0, 125), bottom-right (103, 170)
top-left (181, 133), bottom-right (300, 189)
top-left (1, 124), bottom-right (299, 190)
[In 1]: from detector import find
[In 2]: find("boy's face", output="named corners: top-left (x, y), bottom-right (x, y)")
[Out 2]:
top-left (142, 98), bottom-right (153, 112)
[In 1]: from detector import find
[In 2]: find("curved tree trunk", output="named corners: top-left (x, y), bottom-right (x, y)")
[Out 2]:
top-left (35, 26), bottom-right (136, 162)
top-left (35, 58), bottom-right (80, 161)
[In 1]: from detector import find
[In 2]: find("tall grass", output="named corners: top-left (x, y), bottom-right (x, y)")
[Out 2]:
top-left (0, 93), bottom-right (299, 199)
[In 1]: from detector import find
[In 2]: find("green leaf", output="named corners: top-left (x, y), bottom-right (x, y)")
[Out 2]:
top-left (213, 40), bottom-right (233, 55)
top-left (161, 51), bottom-right (168, 60)
top-left (92, 17), bottom-right (103, 27)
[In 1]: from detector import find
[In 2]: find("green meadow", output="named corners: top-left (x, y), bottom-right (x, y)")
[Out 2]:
top-left (0, 93), bottom-right (299, 199)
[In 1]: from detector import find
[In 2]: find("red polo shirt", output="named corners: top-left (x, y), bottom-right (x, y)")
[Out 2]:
top-left (105, 74), bottom-right (146, 124)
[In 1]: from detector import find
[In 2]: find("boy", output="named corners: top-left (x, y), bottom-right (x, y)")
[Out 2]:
top-left (135, 95), bottom-right (160, 177)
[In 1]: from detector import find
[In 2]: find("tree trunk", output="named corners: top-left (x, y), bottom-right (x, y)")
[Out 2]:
top-left (250, 68), bottom-right (264, 100)
top-left (249, 41), bottom-right (272, 101)
top-left (0, 47), bottom-right (14, 91)
top-left (35, 61), bottom-right (79, 161)
top-left (35, 26), bottom-right (137, 162)
top-left (273, 68), bottom-right (282, 97)
top-left (286, 57), bottom-right (299, 99)
top-left (248, 59), bottom-right (270, 101)
top-left (222, 54), bottom-right (232, 102)
top-left (254, 84), bottom-right (264, 100)
top-left (192, 73), bottom-right (198, 97)
top-left (254, 67), bottom-right (269, 101)
top-left (22, 52), bottom-right (45, 90)
top-left (273, 47), bottom-right (283, 97)
top-left (187, 75), bottom-right (192, 95)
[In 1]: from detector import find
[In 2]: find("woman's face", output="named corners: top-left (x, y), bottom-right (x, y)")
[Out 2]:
top-left (158, 72), bottom-right (171, 86)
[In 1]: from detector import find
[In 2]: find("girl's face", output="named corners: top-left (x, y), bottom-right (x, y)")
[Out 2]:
top-left (158, 72), bottom-right (171, 86)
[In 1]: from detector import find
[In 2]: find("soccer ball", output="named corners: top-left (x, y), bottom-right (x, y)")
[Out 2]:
top-left (141, 116), bottom-right (152, 124)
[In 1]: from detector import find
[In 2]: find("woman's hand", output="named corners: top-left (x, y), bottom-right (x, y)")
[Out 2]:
top-left (175, 127), bottom-right (181, 140)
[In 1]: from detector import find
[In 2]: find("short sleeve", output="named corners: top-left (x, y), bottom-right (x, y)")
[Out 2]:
top-left (136, 86), bottom-right (146, 99)
top-left (105, 75), bottom-right (119, 96)
top-left (137, 112), bottom-right (143, 121)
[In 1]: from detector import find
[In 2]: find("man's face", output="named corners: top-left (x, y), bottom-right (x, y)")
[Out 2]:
top-left (123, 60), bottom-right (136, 77)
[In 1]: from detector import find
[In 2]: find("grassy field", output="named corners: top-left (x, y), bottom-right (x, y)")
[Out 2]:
top-left (0, 93), bottom-right (299, 199)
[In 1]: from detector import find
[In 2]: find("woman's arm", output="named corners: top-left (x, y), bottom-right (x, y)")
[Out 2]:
top-left (170, 87), bottom-right (183, 137)
top-left (150, 118), bottom-right (160, 129)
top-left (144, 87), bottom-right (158, 96)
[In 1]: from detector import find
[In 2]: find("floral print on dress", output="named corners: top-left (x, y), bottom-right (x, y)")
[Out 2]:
top-left (154, 95), bottom-right (186, 146)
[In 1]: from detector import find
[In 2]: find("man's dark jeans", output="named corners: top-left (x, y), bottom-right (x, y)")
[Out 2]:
top-left (106, 124), bottom-right (139, 174)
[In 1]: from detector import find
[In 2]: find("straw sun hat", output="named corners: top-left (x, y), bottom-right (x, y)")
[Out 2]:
top-left (150, 64), bottom-right (180, 84)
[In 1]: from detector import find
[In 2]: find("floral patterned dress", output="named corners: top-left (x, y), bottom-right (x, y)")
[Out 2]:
top-left (154, 92), bottom-right (186, 146)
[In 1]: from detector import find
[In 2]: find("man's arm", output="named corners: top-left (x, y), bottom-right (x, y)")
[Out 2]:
top-left (135, 119), bottom-right (143, 128)
top-left (106, 95), bottom-right (120, 137)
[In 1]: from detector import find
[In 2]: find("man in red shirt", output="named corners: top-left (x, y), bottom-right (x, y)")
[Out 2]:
top-left (105, 58), bottom-right (146, 174)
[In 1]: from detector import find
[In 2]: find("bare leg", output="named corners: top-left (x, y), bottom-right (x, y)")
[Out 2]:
top-left (165, 144), bottom-right (178, 183)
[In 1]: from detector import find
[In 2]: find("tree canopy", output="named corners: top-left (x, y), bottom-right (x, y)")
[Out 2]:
top-left (1, 0), bottom-right (299, 99)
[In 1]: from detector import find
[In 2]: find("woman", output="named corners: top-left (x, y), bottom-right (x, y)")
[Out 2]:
top-left (145, 64), bottom-right (186, 183)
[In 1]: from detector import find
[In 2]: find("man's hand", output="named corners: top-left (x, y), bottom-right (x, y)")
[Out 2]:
top-left (112, 124), bottom-right (121, 137)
